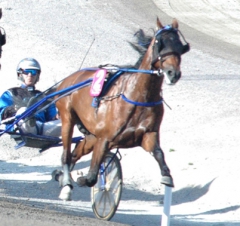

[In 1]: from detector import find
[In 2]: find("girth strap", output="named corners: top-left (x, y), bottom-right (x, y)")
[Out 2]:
top-left (121, 94), bottom-right (163, 107)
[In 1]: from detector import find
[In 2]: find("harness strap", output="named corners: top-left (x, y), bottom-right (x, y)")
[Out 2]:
top-left (121, 94), bottom-right (163, 107)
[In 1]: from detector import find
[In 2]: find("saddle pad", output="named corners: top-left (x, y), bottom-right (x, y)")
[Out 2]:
top-left (90, 69), bottom-right (107, 97)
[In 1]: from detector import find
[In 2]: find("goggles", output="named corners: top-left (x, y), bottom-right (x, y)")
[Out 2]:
top-left (22, 69), bottom-right (39, 76)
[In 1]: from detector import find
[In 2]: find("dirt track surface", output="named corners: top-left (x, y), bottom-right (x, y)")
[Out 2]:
top-left (0, 198), bottom-right (126, 226)
top-left (0, 0), bottom-right (240, 225)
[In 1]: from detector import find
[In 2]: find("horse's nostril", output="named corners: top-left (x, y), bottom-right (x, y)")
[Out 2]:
top-left (167, 70), bottom-right (181, 79)
top-left (164, 69), bottom-right (181, 85)
top-left (167, 70), bottom-right (174, 78)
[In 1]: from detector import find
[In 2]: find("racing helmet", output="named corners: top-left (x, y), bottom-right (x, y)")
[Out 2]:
top-left (16, 58), bottom-right (41, 83)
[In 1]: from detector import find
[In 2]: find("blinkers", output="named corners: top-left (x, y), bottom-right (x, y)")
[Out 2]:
top-left (152, 25), bottom-right (190, 65)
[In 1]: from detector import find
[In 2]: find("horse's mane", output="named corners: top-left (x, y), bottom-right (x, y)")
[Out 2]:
top-left (129, 29), bottom-right (154, 68)
top-left (100, 29), bottom-right (154, 70)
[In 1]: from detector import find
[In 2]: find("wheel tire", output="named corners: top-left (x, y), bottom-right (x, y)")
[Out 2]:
top-left (91, 152), bottom-right (122, 221)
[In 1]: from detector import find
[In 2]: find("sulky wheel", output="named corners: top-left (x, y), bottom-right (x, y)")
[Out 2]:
top-left (91, 151), bottom-right (122, 221)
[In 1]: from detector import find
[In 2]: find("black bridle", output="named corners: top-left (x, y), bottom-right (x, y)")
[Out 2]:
top-left (151, 25), bottom-right (190, 67)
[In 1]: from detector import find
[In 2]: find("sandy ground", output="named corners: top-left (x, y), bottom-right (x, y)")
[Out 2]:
top-left (0, 0), bottom-right (239, 225)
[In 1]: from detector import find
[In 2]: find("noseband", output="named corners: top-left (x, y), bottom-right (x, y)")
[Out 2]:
top-left (151, 25), bottom-right (190, 68)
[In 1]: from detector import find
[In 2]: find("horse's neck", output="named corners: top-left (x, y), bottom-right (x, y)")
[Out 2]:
top-left (123, 72), bottom-right (163, 103)
top-left (123, 39), bottom-right (163, 100)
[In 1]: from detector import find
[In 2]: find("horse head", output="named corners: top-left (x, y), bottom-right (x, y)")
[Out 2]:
top-left (152, 18), bottom-right (190, 85)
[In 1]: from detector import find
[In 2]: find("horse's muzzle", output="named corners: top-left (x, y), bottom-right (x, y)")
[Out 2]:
top-left (164, 69), bottom-right (181, 85)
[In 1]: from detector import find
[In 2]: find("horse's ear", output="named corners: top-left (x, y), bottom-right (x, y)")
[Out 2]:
top-left (172, 18), bottom-right (178, 29)
top-left (156, 17), bottom-right (164, 30)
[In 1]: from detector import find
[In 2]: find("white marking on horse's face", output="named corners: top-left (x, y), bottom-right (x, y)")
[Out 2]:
top-left (164, 72), bottom-right (175, 85)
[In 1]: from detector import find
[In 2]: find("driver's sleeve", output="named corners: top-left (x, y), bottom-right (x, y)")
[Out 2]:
top-left (45, 103), bottom-right (58, 121)
top-left (0, 91), bottom-right (14, 121)
top-left (34, 104), bottom-right (57, 123)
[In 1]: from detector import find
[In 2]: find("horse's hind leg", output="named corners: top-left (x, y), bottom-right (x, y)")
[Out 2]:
top-left (71, 134), bottom-right (97, 168)
top-left (68, 135), bottom-right (96, 181)
top-left (77, 139), bottom-right (108, 187)
top-left (142, 132), bottom-right (174, 187)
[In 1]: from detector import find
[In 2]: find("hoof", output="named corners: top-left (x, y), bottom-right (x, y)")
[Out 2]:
top-left (76, 176), bottom-right (87, 187)
top-left (51, 169), bottom-right (63, 181)
top-left (161, 176), bottom-right (174, 187)
top-left (52, 170), bottom-right (64, 187)
top-left (59, 185), bottom-right (72, 201)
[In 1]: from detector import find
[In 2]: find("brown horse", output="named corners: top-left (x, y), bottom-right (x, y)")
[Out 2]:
top-left (55, 18), bottom-right (190, 200)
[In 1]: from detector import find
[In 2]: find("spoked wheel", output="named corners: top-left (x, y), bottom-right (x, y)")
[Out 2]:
top-left (91, 151), bottom-right (122, 221)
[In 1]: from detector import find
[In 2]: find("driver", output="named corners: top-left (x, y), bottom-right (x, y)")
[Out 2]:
top-left (0, 57), bottom-right (61, 137)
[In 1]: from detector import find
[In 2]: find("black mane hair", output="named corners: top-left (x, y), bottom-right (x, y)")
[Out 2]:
top-left (128, 29), bottom-right (154, 68)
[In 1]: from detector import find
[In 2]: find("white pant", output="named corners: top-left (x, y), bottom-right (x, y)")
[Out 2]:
top-left (16, 107), bottom-right (62, 137)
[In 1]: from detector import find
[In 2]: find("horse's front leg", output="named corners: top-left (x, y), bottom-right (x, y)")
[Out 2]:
top-left (59, 157), bottom-right (73, 201)
top-left (52, 135), bottom-right (97, 188)
top-left (58, 119), bottom-right (75, 201)
top-left (153, 146), bottom-right (174, 187)
top-left (77, 139), bottom-right (108, 187)
top-left (142, 132), bottom-right (174, 187)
